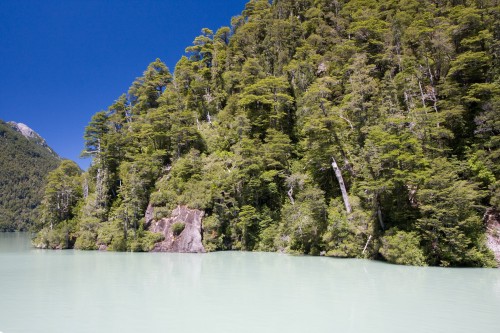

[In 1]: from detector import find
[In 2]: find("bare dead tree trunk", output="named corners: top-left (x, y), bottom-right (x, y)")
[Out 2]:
top-left (133, 207), bottom-right (138, 239)
top-left (418, 80), bottom-right (427, 110)
top-left (124, 207), bottom-right (128, 240)
top-left (83, 176), bottom-right (89, 199)
top-left (287, 186), bottom-right (295, 205)
top-left (362, 235), bottom-right (372, 254)
top-left (207, 111), bottom-right (212, 125)
top-left (377, 204), bottom-right (385, 230)
top-left (96, 167), bottom-right (102, 204)
top-left (331, 156), bottom-right (352, 214)
top-left (125, 103), bottom-right (133, 124)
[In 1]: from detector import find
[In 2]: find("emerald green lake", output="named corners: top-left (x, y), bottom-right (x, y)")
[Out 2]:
top-left (0, 232), bottom-right (499, 333)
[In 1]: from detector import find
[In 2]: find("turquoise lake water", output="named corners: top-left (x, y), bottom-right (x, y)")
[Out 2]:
top-left (0, 232), bottom-right (499, 333)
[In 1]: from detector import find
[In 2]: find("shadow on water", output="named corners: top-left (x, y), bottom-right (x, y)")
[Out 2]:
top-left (0, 231), bottom-right (34, 252)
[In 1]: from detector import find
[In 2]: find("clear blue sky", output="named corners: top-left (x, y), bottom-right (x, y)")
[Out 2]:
top-left (0, 0), bottom-right (249, 170)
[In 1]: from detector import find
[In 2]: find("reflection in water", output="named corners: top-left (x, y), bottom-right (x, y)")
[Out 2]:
top-left (0, 233), bottom-right (499, 333)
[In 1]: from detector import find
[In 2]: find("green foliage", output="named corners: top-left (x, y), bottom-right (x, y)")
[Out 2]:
top-left (126, 228), bottom-right (165, 252)
top-left (202, 214), bottom-right (225, 252)
top-left (96, 222), bottom-right (118, 247)
top-left (171, 222), bottom-right (186, 236)
top-left (33, 220), bottom-right (76, 250)
top-left (380, 230), bottom-right (427, 266)
top-left (139, 231), bottom-right (165, 252)
top-left (415, 158), bottom-right (494, 267)
top-left (82, 111), bottom-right (108, 157)
top-left (233, 205), bottom-right (260, 250)
top-left (278, 185), bottom-right (327, 255)
top-left (0, 120), bottom-right (60, 231)
top-left (33, 0), bottom-right (500, 266)
top-left (323, 198), bottom-right (372, 258)
top-left (74, 230), bottom-right (98, 250)
top-left (38, 160), bottom-right (82, 231)
top-left (109, 235), bottom-right (127, 252)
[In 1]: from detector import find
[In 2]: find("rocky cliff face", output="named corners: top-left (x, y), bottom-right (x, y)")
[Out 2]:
top-left (149, 205), bottom-right (205, 253)
top-left (485, 208), bottom-right (500, 265)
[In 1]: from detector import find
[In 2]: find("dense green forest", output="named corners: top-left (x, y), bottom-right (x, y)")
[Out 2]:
top-left (35, 0), bottom-right (499, 266)
top-left (0, 120), bottom-right (60, 231)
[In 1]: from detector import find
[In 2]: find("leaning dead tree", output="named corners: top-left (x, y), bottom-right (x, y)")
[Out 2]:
top-left (331, 156), bottom-right (351, 214)
top-left (362, 235), bottom-right (372, 254)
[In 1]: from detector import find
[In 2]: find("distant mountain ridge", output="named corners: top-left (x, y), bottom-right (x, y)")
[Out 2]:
top-left (0, 119), bottom-right (60, 231)
top-left (7, 121), bottom-right (57, 155)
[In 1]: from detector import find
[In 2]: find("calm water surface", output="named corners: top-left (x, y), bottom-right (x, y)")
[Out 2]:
top-left (0, 232), bottom-right (499, 333)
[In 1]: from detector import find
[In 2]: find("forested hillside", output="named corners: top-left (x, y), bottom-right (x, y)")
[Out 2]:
top-left (0, 120), bottom-right (60, 231)
top-left (35, 0), bottom-right (500, 266)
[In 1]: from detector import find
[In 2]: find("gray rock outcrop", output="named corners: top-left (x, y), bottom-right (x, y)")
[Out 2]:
top-left (149, 205), bottom-right (205, 253)
top-left (485, 208), bottom-right (500, 265)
